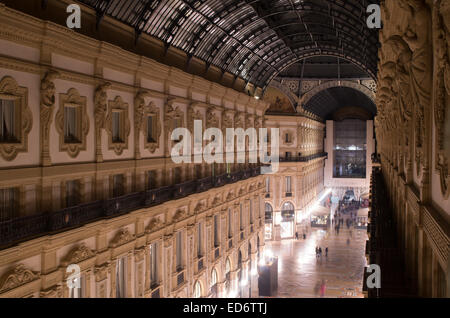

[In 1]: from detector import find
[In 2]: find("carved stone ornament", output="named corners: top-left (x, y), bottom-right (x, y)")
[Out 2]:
top-left (0, 76), bottom-right (32, 161)
top-left (40, 70), bottom-right (59, 166)
top-left (188, 103), bottom-right (204, 132)
top-left (40, 285), bottom-right (62, 298)
top-left (206, 107), bottom-right (219, 129)
top-left (433, 0), bottom-right (450, 198)
top-left (173, 208), bottom-right (186, 222)
top-left (222, 111), bottom-right (233, 134)
top-left (105, 96), bottom-right (131, 155)
top-left (0, 264), bottom-right (40, 294)
top-left (146, 217), bottom-right (164, 233)
top-left (94, 82), bottom-right (111, 162)
top-left (110, 228), bottom-right (135, 248)
top-left (61, 243), bottom-right (96, 266)
top-left (55, 88), bottom-right (90, 158)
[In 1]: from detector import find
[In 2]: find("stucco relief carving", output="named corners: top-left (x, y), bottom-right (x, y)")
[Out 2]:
top-left (0, 76), bottom-right (32, 161)
top-left (40, 70), bottom-right (59, 166)
top-left (94, 82), bottom-right (111, 162)
top-left (55, 88), bottom-right (89, 158)
top-left (206, 107), bottom-right (219, 129)
top-left (433, 0), bottom-right (450, 198)
top-left (0, 264), bottom-right (40, 294)
top-left (187, 104), bottom-right (203, 132)
top-left (110, 228), bottom-right (135, 248)
top-left (146, 217), bottom-right (164, 233)
top-left (164, 98), bottom-right (184, 156)
top-left (105, 96), bottom-right (131, 156)
top-left (61, 243), bottom-right (95, 266)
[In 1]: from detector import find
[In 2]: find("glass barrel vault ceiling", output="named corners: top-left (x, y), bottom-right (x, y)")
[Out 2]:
top-left (77, 0), bottom-right (380, 90)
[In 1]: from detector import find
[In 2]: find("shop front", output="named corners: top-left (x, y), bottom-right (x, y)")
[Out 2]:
top-left (280, 202), bottom-right (295, 239)
top-left (311, 206), bottom-right (330, 228)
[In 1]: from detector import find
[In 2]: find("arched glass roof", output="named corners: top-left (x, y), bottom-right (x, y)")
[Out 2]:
top-left (79, 0), bottom-right (379, 89)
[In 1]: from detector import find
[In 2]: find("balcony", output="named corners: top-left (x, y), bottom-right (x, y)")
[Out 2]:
top-left (279, 152), bottom-right (328, 163)
top-left (0, 165), bottom-right (262, 248)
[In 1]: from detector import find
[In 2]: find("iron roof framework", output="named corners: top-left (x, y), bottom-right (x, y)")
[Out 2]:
top-left (78, 0), bottom-right (379, 90)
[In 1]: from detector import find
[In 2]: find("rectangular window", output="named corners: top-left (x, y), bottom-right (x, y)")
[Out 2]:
top-left (64, 105), bottom-right (79, 143)
top-left (197, 222), bottom-right (202, 257)
top-left (250, 200), bottom-right (253, 224)
top-left (147, 116), bottom-right (156, 143)
top-left (214, 215), bottom-right (219, 247)
top-left (150, 242), bottom-right (158, 287)
top-left (240, 203), bottom-right (243, 230)
top-left (285, 133), bottom-right (289, 143)
top-left (286, 176), bottom-right (292, 193)
top-left (112, 174), bottom-right (124, 197)
top-left (226, 163), bottom-right (231, 175)
top-left (116, 256), bottom-right (126, 298)
top-left (265, 177), bottom-right (270, 192)
top-left (146, 170), bottom-right (156, 190)
top-left (0, 99), bottom-right (16, 143)
top-left (176, 231), bottom-right (182, 271)
top-left (112, 111), bottom-right (123, 143)
top-left (0, 187), bottom-right (18, 221)
top-left (228, 209), bottom-right (232, 238)
top-left (65, 180), bottom-right (80, 208)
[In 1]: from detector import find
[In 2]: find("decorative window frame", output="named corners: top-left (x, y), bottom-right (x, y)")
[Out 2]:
top-left (106, 96), bottom-right (131, 155)
top-left (55, 88), bottom-right (89, 158)
top-left (143, 102), bottom-right (161, 153)
top-left (0, 76), bottom-right (32, 161)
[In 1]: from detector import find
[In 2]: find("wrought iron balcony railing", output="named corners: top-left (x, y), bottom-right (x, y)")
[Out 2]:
top-left (0, 166), bottom-right (263, 248)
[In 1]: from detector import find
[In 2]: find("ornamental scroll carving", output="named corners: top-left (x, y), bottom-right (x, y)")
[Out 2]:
top-left (61, 243), bottom-right (96, 266)
top-left (94, 82), bottom-right (111, 162)
top-left (40, 70), bottom-right (59, 166)
top-left (377, 0), bottom-right (433, 181)
top-left (206, 107), bottom-right (219, 129)
top-left (110, 228), bottom-right (135, 248)
top-left (55, 88), bottom-right (89, 158)
top-left (0, 264), bottom-right (40, 294)
top-left (164, 98), bottom-right (184, 156)
top-left (0, 76), bottom-right (32, 161)
top-left (433, 0), bottom-right (450, 198)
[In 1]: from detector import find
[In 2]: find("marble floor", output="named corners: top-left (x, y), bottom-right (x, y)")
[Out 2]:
top-left (266, 223), bottom-right (368, 298)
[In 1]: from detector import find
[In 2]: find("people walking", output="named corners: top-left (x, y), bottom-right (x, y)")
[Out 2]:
top-left (318, 247), bottom-right (322, 258)
top-left (295, 232), bottom-right (299, 240)
top-left (320, 279), bottom-right (326, 297)
top-left (325, 247), bottom-right (328, 257)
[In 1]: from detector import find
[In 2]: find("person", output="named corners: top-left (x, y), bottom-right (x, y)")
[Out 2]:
top-left (303, 233), bottom-right (306, 240)
top-left (315, 246), bottom-right (318, 258)
top-left (318, 247), bottom-right (322, 257)
top-left (295, 232), bottom-right (299, 240)
top-left (325, 247), bottom-right (328, 257)
top-left (320, 279), bottom-right (326, 297)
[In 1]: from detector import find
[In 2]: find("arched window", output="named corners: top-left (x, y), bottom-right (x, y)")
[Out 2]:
top-left (211, 268), bottom-right (218, 287)
top-left (265, 203), bottom-right (273, 221)
top-left (225, 258), bottom-right (231, 293)
top-left (210, 268), bottom-right (218, 297)
top-left (281, 202), bottom-right (295, 219)
top-left (193, 281), bottom-right (202, 298)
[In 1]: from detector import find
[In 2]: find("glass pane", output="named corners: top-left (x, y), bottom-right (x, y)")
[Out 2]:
top-left (333, 119), bottom-right (367, 178)
top-left (112, 112), bottom-right (122, 142)
top-left (147, 116), bottom-right (154, 142)
top-left (0, 99), bottom-right (15, 142)
top-left (64, 106), bottom-right (78, 143)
